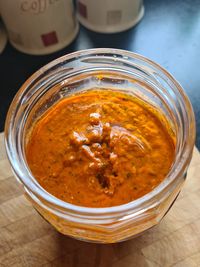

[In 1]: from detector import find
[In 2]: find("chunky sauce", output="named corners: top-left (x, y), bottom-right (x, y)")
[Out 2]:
top-left (26, 90), bottom-right (175, 207)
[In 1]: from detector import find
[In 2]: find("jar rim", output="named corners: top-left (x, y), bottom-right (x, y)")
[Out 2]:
top-left (4, 48), bottom-right (196, 217)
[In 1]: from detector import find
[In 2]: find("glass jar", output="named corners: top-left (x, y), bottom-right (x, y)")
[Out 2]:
top-left (5, 48), bottom-right (196, 243)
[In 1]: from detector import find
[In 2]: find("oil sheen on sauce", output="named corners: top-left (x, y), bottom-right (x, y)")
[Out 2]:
top-left (26, 90), bottom-right (175, 207)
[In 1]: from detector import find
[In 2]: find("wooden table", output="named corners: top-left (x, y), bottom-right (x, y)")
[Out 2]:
top-left (0, 132), bottom-right (200, 267)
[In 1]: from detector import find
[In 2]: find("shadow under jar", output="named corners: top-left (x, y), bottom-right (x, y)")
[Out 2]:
top-left (5, 48), bottom-right (195, 243)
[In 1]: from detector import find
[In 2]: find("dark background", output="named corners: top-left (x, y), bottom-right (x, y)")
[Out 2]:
top-left (0, 0), bottom-right (199, 149)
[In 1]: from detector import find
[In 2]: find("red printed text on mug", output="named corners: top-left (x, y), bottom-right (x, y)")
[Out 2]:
top-left (78, 1), bottom-right (87, 18)
top-left (41, 31), bottom-right (58, 46)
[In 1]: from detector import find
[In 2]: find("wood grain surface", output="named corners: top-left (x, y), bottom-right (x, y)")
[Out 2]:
top-left (0, 132), bottom-right (200, 267)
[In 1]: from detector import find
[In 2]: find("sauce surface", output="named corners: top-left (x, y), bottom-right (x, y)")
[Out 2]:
top-left (26, 90), bottom-right (175, 207)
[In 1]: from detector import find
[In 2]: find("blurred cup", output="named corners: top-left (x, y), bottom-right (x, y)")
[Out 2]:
top-left (0, 0), bottom-right (79, 55)
top-left (0, 23), bottom-right (7, 54)
top-left (0, 11), bottom-right (7, 54)
top-left (77, 0), bottom-right (144, 33)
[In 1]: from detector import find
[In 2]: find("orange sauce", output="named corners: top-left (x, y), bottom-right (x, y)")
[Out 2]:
top-left (26, 90), bottom-right (175, 207)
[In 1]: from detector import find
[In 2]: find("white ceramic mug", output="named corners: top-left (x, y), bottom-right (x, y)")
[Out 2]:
top-left (0, 11), bottom-right (7, 54)
top-left (0, 0), bottom-right (79, 55)
top-left (77, 0), bottom-right (144, 33)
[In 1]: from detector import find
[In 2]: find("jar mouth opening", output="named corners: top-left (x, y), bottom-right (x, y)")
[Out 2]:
top-left (5, 48), bottom-right (196, 216)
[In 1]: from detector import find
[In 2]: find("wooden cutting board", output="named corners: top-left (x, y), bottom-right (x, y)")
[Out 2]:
top-left (0, 132), bottom-right (200, 267)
